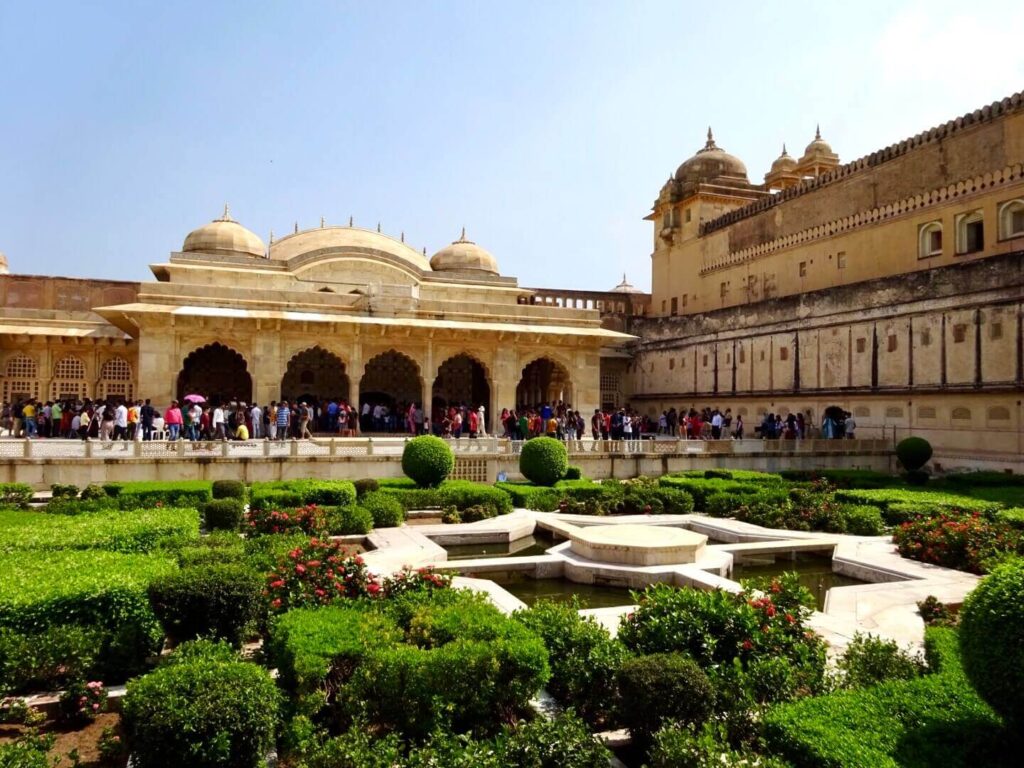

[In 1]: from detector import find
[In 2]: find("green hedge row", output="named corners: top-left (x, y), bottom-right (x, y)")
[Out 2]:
top-left (377, 479), bottom-right (512, 516)
top-left (762, 627), bottom-right (1007, 768)
top-left (249, 480), bottom-right (357, 510)
top-left (103, 480), bottom-right (213, 508)
top-left (0, 483), bottom-right (34, 508)
top-left (0, 507), bottom-right (200, 553)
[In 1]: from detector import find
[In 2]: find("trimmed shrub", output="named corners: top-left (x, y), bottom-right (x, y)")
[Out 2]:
top-left (0, 550), bottom-right (175, 679)
top-left (564, 465), bottom-right (583, 480)
top-left (211, 480), bottom-right (246, 500)
top-left (175, 531), bottom-right (246, 568)
top-left (264, 539), bottom-right (371, 612)
top-left (519, 437), bottom-right (568, 486)
top-left (360, 491), bottom-right (405, 528)
top-left (842, 504), bottom-right (887, 535)
top-left (326, 504), bottom-right (374, 535)
top-left (249, 480), bottom-right (356, 510)
top-left (515, 600), bottom-right (629, 727)
top-left (401, 435), bottom-right (455, 487)
top-left (81, 483), bottom-right (109, 500)
top-left (959, 558), bottom-right (1024, 726)
top-left (437, 481), bottom-right (513, 515)
top-left (494, 712), bottom-right (612, 767)
top-left (352, 478), bottom-right (379, 498)
top-left (0, 483), bottom-right (33, 508)
top-left (0, 624), bottom-right (102, 695)
top-left (837, 633), bottom-right (924, 689)
top-left (617, 653), bottom-right (715, 742)
top-left (122, 653), bottom-right (279, 768)
top-left (893, 511), bottom-right (1024, 573)
top-left (763, 627), bottom-right (1006, 768)
top-left (201, 498), bottom-right (245, 531)
top-left (0, 507), bottom-right (200, 553)
top-left (49, 483), bottom-right (79, 499)
top-left (242, 533), bottom-right (312, 573)
top-left (896, 436), bottom-right (933, 472)
top-left (648, 723), bottom-right (790, 768)
top-left (995, 507), bottom-right (1024, 529)
top-left (247, 504), bottom-right (329, 536)
top-left (148, 564), bottom-right (264, 646)
top-left (105, 481), bottom-right (213, 509)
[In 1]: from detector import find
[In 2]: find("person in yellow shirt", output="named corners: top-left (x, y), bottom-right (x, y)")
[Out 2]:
top-left (545, 416), bottom-right (558, 437)
top-left (21, 401), bottom-right (38, 438)
top-left (234, 422), bottom-right (250, 440)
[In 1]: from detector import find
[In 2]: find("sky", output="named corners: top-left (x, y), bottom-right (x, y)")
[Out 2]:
top-left (1, 1), bottom-right (1022, 291)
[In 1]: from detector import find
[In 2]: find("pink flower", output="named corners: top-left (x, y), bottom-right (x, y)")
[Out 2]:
top-left (271, 598), bottom-right (282, 609)
top-left (742, 639), bottom-right (753, 651)
top-left (366, 583), bottom-right (381, 595)
top-left (295, 564), bottom-right (306, 575)
top-left (269, 580), bottom-right (285, 589)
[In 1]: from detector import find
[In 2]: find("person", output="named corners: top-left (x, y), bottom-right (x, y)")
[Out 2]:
top-left (844, 411), bottom-right (857, 439)
top-left (299, 403), bottom-right (313, 439)
top-left (276, 399), bottom-right (290, 440)
top-left (710, 409), bottom-right (723, 440)
top-left (467, 407), bottom-right (478, 438)
top-left (22, 400), bottom-right (37, 438)
top-left (733, 413), bottom-right (744, 439)
top-left (140, 399), bottom-right (156, 441)
top-left (113, 401), bottom-right (128, 440)
top-left (212, 403), bottom-right (226, 440)
top-left (127, 401), bottom-right (140, 440)
top-left (234, 420), bottom-right (249, 440)
top-left (71, 409), bottom-right (82, 439)
top-left (250, 403), bottom-right (262, 439)
top-left (477, 404), bottom-right (486, 436)
top-left (163, 400), bottom-right (183, 441)
top-left (407, 403), bottom-right (418, 435)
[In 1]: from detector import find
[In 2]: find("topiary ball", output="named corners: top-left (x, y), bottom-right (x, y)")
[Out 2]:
top-left (616, 652), bottom-right (715, 742)
top-left (519, 437), bottom-right (569, 486)
top-left (896, 436), bottom-right (932, 472)
top-left (959, 558), bottom-right (1024, 726)
top-left (401, 435), bottom-right (455, 488)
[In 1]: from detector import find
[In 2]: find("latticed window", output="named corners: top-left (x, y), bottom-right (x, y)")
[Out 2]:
top-left (600, 372), bottom-right (621, 409)
top-left (99, 356), bottom-right (134, 401)
top-left (2, 354), bottom-right (40, 402)
top-left (51, 355), bottom-right (89, 401)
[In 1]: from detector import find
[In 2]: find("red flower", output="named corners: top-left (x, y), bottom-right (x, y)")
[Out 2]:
top-left (785, 613), bottom-right (795, 624)
top-left (271, 598), bottom-right (282, 609)
top-left (742, 639), bottom-right (753, 651)
top-left (366, 582), bottom-right (381, 595)
top-left (295, 564), bottom-right (306, 575)
top-left (269, 580), bottom-right (285, 589)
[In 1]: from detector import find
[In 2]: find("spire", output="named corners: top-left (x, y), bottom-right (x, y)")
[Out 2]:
top-left (269, 229), bottom-right (274, 244)
top-left (348, 215), bottom-right (353, 227)
top-left (400, 231), bottom-right (405, 242)
top-left (782, 142), bottom-right (788, 155)
top-left (459, 226), bottom-right (467, 241)
top-left (377, 221), bottom-right (381, 233)
top-left (815, 123), bottom-right (822, 140)
top-left (294, 221), bottom-right (299, 234)
top-left (320, 216), bottom-right (325, 228)
top-left (699, 126), bottom-right (719, 152)
top-left (622, 272), bottom-right (627, 283)
top-left (216, 203), bottom-right (233, 222)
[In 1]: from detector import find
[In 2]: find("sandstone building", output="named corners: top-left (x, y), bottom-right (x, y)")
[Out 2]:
top-left (0, 218), bottom-right (633, 428)
top-left (633, 92), bottom-right (1024, 468)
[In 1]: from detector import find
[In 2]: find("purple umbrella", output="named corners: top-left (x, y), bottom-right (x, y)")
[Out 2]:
top-left (183, 394), bottom-right (206, 404)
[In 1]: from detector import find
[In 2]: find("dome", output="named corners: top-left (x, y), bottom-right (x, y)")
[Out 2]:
top-left (268, 224), bottom-right (432, 271)
top-left (429, 229), bottom-right (499, 275)
top-left (182, 205), bottom-right (265, 258)
top-left (803, 125), bottom-right (834, 157)
top-left (610, 273), bottom-right (641, 294)
top-left (770, 144), bottom-right (797, 173)
top-left (674, 127), bottom-right (748, 185)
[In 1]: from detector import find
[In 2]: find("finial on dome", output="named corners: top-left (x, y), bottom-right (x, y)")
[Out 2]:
top-left (460, 226), bottom-right (467, 241)
top-left (400, 231), bottom-right (405, 242)
top-left (320, 216), bottom-right (325, 228)
top-left (815, 124), bottom-right (821, 140)
top-left (269, 229), bottom-right (274, 244)
top-left (217, 203), bottom-right (233, 222)
top-left (623, 272), bottom-right (627, 283)
top-left (348, 215), bottom-right (354, 227)
top-left (422, 246), bottom-right (427, 255)
top-left (294, 221), bottom-right (299, 234)
top-left (700, 126), bottom-right (718, 152)
top-left (782, 143), bottom-right (788, 155)
top-left (377, 222), bottom-right (381, 233)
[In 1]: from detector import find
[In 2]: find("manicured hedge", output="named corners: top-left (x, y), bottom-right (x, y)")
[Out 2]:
top-left (148, 564), bottom-right (264, 646)
top-left (211, 479), bottom-right (247, 500)
top-left (379, 479), bottom-right (512, 516)
top-left (834, 488), bottom-right (1000, 516)
top-left (519, 437), bottom-right (568, 486)
top-left (176, 531), bottom-right (247, 568)
top-left (402, 435), bottom-right (455, 487)
top-left (103, 480), bottom-right (213, 508)
top-left (0, 483), bottom-right (34, 508)
top-left (762, 627), bottom-right (1007, 768)
top-left (326, 504), bottom-right (375, 535)
top-left (123, 649), bottom-right (279, 768)
top-left (0, 624), bottom-right (103, 695)
top-left (359, 491), bottom-right (406, 528)
top-left (778, 469), bottom-right (899, 488)
top-left (200, 498), bottom-right (245, 531)
top-left (249, 480), bottom-right (357, 510)
top-left (0, 507), bottom-right (200, 553)
top-left (616, 653), bottom-right (715, 742)
top-left (0, 550), bottom-right (176, 678)
top-left (658, 476), bottom-right (762, 509)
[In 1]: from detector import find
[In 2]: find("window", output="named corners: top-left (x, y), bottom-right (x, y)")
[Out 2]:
top-left (685, 209), bottom-right (692, 223)
top-left (918, 221), bottom-right (943, 258)
top-left (951, 407), bottom-right (972, 421)
top-left (661, 300), bottom-right (666, 314)
top-left (720, 281), bottom-right (729, 298)
top-left (917, 406), bottom-right (937, 419)
top-left (888, 335), bottom-right (897, 353)
top-left (702, 354), bottom-right (708, 367)
top-left (837, 252), bottom-right (847, 269)
top-left (988, 406), bottom-right (1010, 421)
top-left (739, 348), bottom-right (746, 364)
top-left (855, 338), bottom-right (866, 353)
top-left (669, 358), bottom-right (675, 370)
top-left (920, 328), bottom-right (931, 347)
top-left (681, 294), bottom-right (688, 307)
top-left (670, 297), bottom-right (678, 316)
top-left (998, 199), bottom-right (1024, 239)
top-left (990, 322), bottom-right (1003, 340)
top-left (779, 347), bottom-right (789, 361)
top-left (955, 210), bottom-right (984, 254)
top-left (799, 261), bottom-right (807, 277)
top-left (953, 324), bottom-right (967, 343)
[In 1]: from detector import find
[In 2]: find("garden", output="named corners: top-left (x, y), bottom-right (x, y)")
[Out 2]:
top-left (1, 434), bottom-right (1022, 766)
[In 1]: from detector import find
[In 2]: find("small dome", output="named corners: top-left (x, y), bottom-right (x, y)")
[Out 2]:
top-left (610, 273), bottom-right (641, 294)
top-left (429, 229), bottom-right (499, 275)
top-left (182, 205), bottom-right (266, 258)
top-left (674, 127), bottom-right (748, 185)
top-left (0, 252), bottom-right (8, 275)
top-left (803, 125), bottom-right (834, 157)
top-left (770, 144), bottom-right (797, 173)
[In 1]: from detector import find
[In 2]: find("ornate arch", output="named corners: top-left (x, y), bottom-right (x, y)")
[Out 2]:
top-left (99, 355), bottom-right (134, 402)
top-left (51, 355), bottom-right (89, 401)
top-left (516, 354), bottom-right (574, 409)
top-left (431, 353), bottom-right (492, 422)
top-left (177, 342), bottom-right (253, 404)
top-left (359, 349), bottom-right (423, 413)
top-left (281, 345), bottom-right (350, 404)
top-left (2, 353), bottom-right (40, 402)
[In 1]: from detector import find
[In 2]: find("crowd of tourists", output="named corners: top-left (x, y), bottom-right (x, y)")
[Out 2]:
top-left (1, 397), bottom-right (857, 442)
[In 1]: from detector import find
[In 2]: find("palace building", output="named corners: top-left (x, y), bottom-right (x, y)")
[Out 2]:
top-left (0, 216), bottom-right (635, 428)
top-left (633, 91), bottom-right (1024, 468)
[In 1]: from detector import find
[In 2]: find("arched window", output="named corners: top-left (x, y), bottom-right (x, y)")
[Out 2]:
top-left (955, 210), bottom-right (984, 255)
top-left (99, 356), bottom-right (134, 401)
top-left (51, 355), bottom-right (89, 401)
top-left (918, 221), bottom-right (942, 258)
top-left (998, 199), bottom-right (1024, 240)
top-left (2, 354), bottom-right (40, 402)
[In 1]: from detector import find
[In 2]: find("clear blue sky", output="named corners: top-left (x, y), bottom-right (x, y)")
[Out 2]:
top-left (2, 0), bottom-right (1021, 290)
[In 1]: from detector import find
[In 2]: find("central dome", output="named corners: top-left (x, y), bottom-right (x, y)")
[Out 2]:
top-left (675, 127), bottom-right (748, 185)
top-left (182, 206), bottom-right (265, 258)
top-left (430, 229), bottom-right (499, 275)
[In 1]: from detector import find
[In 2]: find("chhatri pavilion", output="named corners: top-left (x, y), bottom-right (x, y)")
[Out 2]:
top-left (0, 209), bottom-right (635, 427)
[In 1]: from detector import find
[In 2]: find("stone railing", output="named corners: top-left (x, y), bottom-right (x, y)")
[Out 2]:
top-left (0, 436), bottom-right (892, 461)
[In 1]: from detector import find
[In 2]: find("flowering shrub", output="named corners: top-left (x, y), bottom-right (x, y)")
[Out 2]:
top-left (58, 679), bottom-right (107, 724)
top-left (382, 566), bottom-right (452, 598)
top-left (893, 511), bottom-right (1024, 573)
top-left (248, 504), bottom-right (329, 536)
top-left (264, 538), bottom-right (369, 612)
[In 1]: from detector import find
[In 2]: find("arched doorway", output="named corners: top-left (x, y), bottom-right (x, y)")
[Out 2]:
top-left (359, 350), bottom-right (422, 432)
top-left (432, 354), bottom-right (491, 430)
top-left (516, 357), bottom-right (573, 409)
top-left (281, 347), bottom-right (349, 405)
top-left (177, 343), bottom-right (252, 404)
